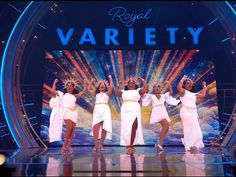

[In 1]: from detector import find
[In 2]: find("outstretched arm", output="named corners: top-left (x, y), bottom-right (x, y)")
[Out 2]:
top-left (106, 75), bottom-right (114, 96)
top-left (75, 79), bottom-right (87, 99)
top-left (47, 79), bottom-right (59, 97)
top-left (196, 81), bottom-right (207, 99)
top-left (138, 77), bottom-right (149, 96)
top-left (88, 78), bottom-right (96, 96)
top-left (114, 82), bottom-right (122, 97)
top-left (165, 81), bottom-right (173, 96)
top-left (177, 75), bottom-right (187, 97)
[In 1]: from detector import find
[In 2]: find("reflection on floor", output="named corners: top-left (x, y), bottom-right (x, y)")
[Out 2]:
top-left (1, 146), bottom-right (236, 176)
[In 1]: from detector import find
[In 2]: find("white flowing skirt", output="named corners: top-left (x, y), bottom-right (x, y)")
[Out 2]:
top-left (150, 105), bottom-right (171, 124)
top-left (90, 104), bottom-right (112, 140)
top-left (180, 106), bottom-right (204, 151)
top-left (120, 102), bottom-right (144, 146)
top-left (49, 107), bottom-right (63, 142)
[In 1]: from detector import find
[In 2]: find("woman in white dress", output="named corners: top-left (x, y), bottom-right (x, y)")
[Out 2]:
top-left (114, 77), bottom-right (148, 154)
top-left (142, 81), bottom-right (180, 151)
top-left (88, 75), bottom-right (114, 152)
top-left (48, 78), bottom-right (87, 154)
top-left (48, 79), bottom-right (63, 143)
top-left (177, 75), bottom-right (207, 151)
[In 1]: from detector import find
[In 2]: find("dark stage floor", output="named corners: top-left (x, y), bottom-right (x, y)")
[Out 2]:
top-left (1, 146), bottom-right (236, 176)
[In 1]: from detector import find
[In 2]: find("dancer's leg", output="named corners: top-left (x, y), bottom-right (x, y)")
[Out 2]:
top-left (93, 122), bottom-right (101, 151)
top-left (127, 118), bottom-right (138, 154)
top-left (157, 119), bottom-right (169, 151)
top-left (100, 122), bottom-right (106, 151)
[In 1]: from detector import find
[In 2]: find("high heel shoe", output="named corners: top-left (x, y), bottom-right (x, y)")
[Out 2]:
top-left (126, 145), bottom-right (135, 154)
top-left (155, 144), bottom-right (164, 151)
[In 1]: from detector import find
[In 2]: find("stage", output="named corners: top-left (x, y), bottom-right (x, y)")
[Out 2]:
top-left (1, 146), bottom-right (236, 176)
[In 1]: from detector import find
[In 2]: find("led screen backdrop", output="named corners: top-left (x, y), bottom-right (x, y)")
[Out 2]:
top-left (41, 49), bottom-right (219, 145)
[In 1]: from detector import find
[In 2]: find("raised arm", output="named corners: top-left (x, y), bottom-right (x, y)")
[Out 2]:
top-left (47, 79), bottom-right (59, 97)
top-left (177, 75), bottom-right (187, 97)
top-left (114, 82), bottom-right (122, 97)
top-left (106, 75), bottom-right (114, 96)
top-left (138, 77), bottom-right (149, 96)
top-left (88, 78), bottom-right (96, 96)
top-left (75, 79), bottom-right (87, 99)
top-left (165, 81), bottom-right (173, 96)
top-left (196, 81), bottom-right (207, 99)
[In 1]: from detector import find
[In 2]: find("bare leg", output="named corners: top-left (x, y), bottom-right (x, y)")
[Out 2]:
top-left (62, 120), bottom-right (71, 153)
top-left (127, 118), bottom-right (138, 154)
top-left (67, 121), bottom-right (76, 154)
top-left (130, 118), bottom-right (138, 146)
top-left (93, 122), bottom-right (101, 151)
top-left (100, 122), bottom-right (106, 151)
top-left (157, 119), bottom-right (170, 151)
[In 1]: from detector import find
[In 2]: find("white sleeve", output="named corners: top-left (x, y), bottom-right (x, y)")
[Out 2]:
top-left (49, 98), bottom-right (57, 108)
top-left (58, 90), bottom-right (64, 98)
top-left (141, 93), bottom-right (152, 106)
top-left (164, 92), bottom-right (180, 106)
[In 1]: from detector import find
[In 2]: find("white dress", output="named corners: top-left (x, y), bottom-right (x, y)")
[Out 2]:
top-left (120, 89), bottom-right (144, 146)
top-left (142, 92), bottom-right (180, 123)
top-left (90, 92), bottom-right (112, 140)
top-left (180, 89), bottom-right (204, 151)
top-left (48, 91), bottom-right (63, 143)
top-left (61, 92), bottom-right (79, 124)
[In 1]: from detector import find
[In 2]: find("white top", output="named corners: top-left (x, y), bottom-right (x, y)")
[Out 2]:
top-left (60, 91), bottom-right (79, 124)
top-left (180, 89), bottom-right (197, 108)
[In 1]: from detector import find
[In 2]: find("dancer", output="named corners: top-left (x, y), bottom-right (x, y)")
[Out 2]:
top-left (48, 78), bottom-right (87, 154)
top-left (114, 77), bottom-right (148, 154)
top-left (88, 75), bottom-right (114, 152)
top-left (177, 75), bottom-right (207, 151)
top-left (48, 79), bottom-right (63, 143)
top-left (142, 81), bottom-right (180, 151)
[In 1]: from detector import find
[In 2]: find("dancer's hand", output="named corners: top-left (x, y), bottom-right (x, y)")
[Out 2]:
top-left (117, 81), bottom-right (122, 88)
top-left (180, 75), bottom-right (188, 82)
top-left (165, 80), bottom-right (170, 86)
top-left (53, 79), bottom-right (59, 84)
top-left (202, 81), bottom-right (206, 87)
top-left (137, 77), bottom-right (144, 81)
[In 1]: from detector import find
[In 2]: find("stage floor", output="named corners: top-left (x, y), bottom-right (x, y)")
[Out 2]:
top-left (1, 146), bottom-right (236, 176)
